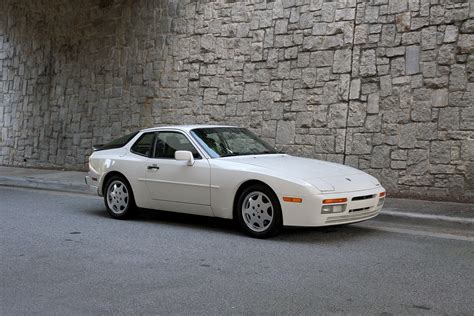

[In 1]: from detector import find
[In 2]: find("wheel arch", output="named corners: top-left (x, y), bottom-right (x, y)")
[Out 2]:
top-left (100, 170), bottom-right (133, 196)
top-left (232, 179), bottom-right (280, 220)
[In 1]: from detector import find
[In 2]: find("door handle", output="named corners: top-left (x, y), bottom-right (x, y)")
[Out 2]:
top-left (147, 165), bottom-right (160, 170)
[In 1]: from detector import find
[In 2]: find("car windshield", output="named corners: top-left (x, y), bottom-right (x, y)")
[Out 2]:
top-left (191, 127), bottom-right (279, 158)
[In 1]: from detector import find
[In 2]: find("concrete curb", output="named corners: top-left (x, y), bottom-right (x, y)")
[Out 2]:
top-left (381, 209), bottom-right (474, 225)
top-left (0, 176), bottom-right (94, 195)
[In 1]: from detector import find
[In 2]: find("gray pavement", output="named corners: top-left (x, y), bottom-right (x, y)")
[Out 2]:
top-left (1, 187), bottom-right (473, 315)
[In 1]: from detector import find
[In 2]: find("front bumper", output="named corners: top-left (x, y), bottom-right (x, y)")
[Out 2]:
top-left (281, 187), bottom-right (385, 227)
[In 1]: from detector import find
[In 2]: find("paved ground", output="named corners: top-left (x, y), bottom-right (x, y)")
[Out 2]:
top-left (1, 187), bottom-right (473, 315)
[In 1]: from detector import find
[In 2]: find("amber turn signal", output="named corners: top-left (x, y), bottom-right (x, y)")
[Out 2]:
top-left (322, 198), bottom-right (347, 204)
top-left (283, 197), bottom-right (303, 203)
top-left (379, 192), bottom-right (386, 197)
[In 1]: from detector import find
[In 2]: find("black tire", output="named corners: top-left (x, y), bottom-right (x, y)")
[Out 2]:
top-left (103, 175), bottom-right (136, 219)
top-left (236, 184), bottom-right (283, 238)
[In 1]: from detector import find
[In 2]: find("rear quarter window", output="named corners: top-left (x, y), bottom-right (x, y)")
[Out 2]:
top-left (131, 133), bottom-right (155, 157)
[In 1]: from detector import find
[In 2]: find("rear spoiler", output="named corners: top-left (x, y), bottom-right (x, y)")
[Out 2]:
top-left (92, 144), bottom-right (105, 151)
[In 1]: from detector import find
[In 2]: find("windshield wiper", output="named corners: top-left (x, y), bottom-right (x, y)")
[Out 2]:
top-left (252, 150), bottom-right (282, 155)
top-left (219, 152), bottom-right (241, 157)
top-left (219, 151), bottom-right (283, 157)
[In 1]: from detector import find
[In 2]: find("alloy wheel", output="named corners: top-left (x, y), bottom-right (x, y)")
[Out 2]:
top-left (106, 180), bottom-right (129, 215)
top-left (241, 191), bottom-right (274, 232)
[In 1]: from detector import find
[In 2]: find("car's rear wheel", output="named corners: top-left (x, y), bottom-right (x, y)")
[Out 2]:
top-left (236, 184), bottom-right (283, 238)
top-left (104, 176), bottom-right (136, 219)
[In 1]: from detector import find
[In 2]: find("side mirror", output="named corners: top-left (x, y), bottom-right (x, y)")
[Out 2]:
top-left (175, 150), bottom-right (194, 166)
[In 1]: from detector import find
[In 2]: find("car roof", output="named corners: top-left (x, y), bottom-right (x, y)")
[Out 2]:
top-left (140, 125), bottom-right (238, 133)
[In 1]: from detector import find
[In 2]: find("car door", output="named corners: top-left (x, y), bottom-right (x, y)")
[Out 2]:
top-left (141, 131), bottom-right (213, 216)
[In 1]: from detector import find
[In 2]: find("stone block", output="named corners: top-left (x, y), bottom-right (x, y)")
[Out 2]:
top-left (388, 0), bottom-right (408, 13)
top-left (460, 107), bottom-right (474, 131)
top-left (273, 0), bottom-right (285, 19)
top-left (430, 142), bottom-right (451, 164)
top-left (460, 140), bottom-right (474, 161)
top-left (322, 35), bottom-right (344, 50)
top-left (405, 46), bottom-right (420, 75)
top-left (364, 5), bottom-right (379, 23)
top-left (310, 51), bottom-right (334, 67)
top-left (349, 79), bottom-right (361, 100)
top-left (359, 50), bottom-right (377, 77)
top-left (243, 83), bottom-right (261, 102)
top-left (395, 12), bottom-right (411, 32)
top-left (315, 135), bottom-right (335, 153)
top-left (421, 61), bottom-right (437, 78)
top-left (449, 64), bottom-right (466, 92)
top-left (328, 103), bottom-right (348, 128)
top-left (367, 93), bottom-right (379, 114)
top-left (251, 42), bottom-right (263, 61)
top-left (391, 149), bottom-right (407, 160)
top-left (301, 68), bottom-right (316, 88)
top-left (348, 101), bottom-right (366, 127)
top-left (444, 25), bottom-right (458, 43)
top-left (407, 149), bottom-right (429, 175)
top-left (380, 75), bottom-right (392, 97)
top-left (386, 47), bottom-right (405, 57)
top-left (335, 8), bottom-right (355, 21)
top-left (312, 23), bottom-right (328, 36)
top-left (371, 145), bottom-right (391, 169)
top-left (391, 160), bottom-right (407, 169)
top-left (402, 31), bottom-right (421, 45)
top-left (411, 17), bottom-right (429, 30)
top-left (411, 101), bottom-right (431, 122)
top-left (438, 107), bottom-right (460, 131)
top-left (421, 26), bottom-right (437, 50)
top-left (431, 89), bottom-right (448, 107)
top-left (297, 53), bottom-right (310, 68)
top-left (354, 25), bottom-right (368, 44)
top-left (457, 34), bottom-right (474, 54)
top-left (310, 0), bottom-right (323, 11)
top-left (276, 120), bottom-right (295, 144)
top-left (333, 49), bottom-right (352, 74)
top-left (321, 2), bottom-right (336, 22)
top-left (399, 124), bottom-right (417, 149)
top-left (350, 133), bottom-right (372, 155)
top-left (275, 19), bottom-right (288, 35)
top-left (461, 20), bottom-right (474, 33)
top-left (284, 47), bottom-right (298, 59)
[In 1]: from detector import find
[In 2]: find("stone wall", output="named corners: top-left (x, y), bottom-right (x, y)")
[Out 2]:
top-left (0, 0), bottom-right (473, 201)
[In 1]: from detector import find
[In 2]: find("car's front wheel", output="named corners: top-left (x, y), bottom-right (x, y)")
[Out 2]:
top-left (236, 184), bottom-right (283, 238)
top-left (104, 175), bottom-right (136, 219)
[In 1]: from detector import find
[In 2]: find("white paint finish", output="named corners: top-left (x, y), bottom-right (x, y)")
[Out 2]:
top-left (141, 158), bottom-right (211, 207)
top-left (88, 125), bottom-right (386, 227)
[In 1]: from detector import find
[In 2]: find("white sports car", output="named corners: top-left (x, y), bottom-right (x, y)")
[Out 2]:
top-left (86, 125), bottom-right (385, 238)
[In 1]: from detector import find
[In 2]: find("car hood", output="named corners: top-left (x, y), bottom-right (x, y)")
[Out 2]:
top-left (224, 154), bottom-right (381, 193)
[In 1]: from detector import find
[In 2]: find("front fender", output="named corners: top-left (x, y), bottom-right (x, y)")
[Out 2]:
top-left (209, 159), bottom-right (319, 220)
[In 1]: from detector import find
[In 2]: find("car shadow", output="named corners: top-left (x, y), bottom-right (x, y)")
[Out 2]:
top-left (274, 225), bottom-right (384, 244)
top-left (84, 207), bottom-right (383, 243)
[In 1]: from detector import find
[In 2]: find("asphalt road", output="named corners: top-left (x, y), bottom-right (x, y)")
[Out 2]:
top-left (1, 187), bottom-right (473, 315)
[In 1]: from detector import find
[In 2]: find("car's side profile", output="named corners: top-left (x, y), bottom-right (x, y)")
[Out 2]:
top-left (86, 125), bottom-right (385, 238)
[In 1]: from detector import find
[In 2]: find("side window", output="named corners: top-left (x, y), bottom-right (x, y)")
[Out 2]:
top-left (154, 132), bottom-right (200, 159)
top-left (131, 133), bottom-right (155, 157)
